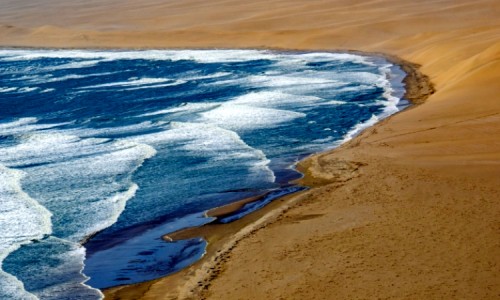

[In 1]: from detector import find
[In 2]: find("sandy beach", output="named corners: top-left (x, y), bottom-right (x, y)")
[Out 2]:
top-left (1, 0), bottom-right (499, 299)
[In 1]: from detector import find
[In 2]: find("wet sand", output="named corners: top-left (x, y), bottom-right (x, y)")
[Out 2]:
top-left (1, 0), bottom-right (499, 299)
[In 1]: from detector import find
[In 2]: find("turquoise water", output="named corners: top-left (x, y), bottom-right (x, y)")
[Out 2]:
top-left (0, 49), bottom-right (407, 299)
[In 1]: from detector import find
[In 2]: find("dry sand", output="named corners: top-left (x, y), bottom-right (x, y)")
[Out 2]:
top-left (1, 0), bottom-right (499, 299)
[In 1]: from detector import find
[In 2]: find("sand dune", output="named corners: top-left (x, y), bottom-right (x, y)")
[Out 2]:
top-left (1, 0), bottom-right (499, 299)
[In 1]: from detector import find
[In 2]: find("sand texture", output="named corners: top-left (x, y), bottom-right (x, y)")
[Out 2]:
top-left (1, 0), bottom-right (499, 299)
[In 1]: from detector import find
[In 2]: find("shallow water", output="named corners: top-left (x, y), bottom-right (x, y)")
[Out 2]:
top-left (0, 49), bottom-right (406, 299)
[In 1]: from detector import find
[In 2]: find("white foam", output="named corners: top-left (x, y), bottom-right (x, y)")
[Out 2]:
top-left (206, 71), bottom-right (346, 93)
top-left (0, 117), bottom-right (38, 128)
top-left (341, 114), bottom-right (380, 143)
top-left (0, 87), bottom-right (17, 93)
top-left (79, 77), bottom-right (174, 89)
top-left (0, 118), bottom-right (68, 136)
top-left (17, 87), bottom-right (39, 93)
top-left (335, 66), bottom-right (403, 144)
top-left (292, 52), bottom-right (375, 65)
top-left (0, 50), bottom-right (378, 70)
top-left (122, 80), bottom-right (186, 91)
top-left (271, 53), bottom-right (365, 68)
top-left (199, 104), bottom-right (306, 131)
top-left (71, 183), bottom-right (139, 242)
top-left (229, 91), bottom-right (322, 108)
top-left (0, 117), bottom-right (157, 298)
top-left (9, 142), bottom-right (155, 240)
top-left (127, 122), bottom-right (275, 183)
top-left (6, 75), bottom-right (42, 82)
top-left (49, 60), bottom-right (102, 70)
top-left (0, 133), bottom-right (104, 167)
top-left (0, 164), bottom-right (52, 300)
top-left (0, 49), bottom-right (277, 64)
top-left (68, 121), bottom-right (163, 138)
top-left (225, 91), bottom-right (350, 113)
top-left (335, 71), bottom-right (383, 85)
top-left (380, 87), bottom-right (400, 116)
top-left (0, 120), bottom-right (156, 242)
top-left (139, 102), bottom-right (221, 117)
top-left (377, 64), bottom-right (403, 117)
top-left (248, 75), bottom-right (339, 87)
top-left (320, 99), bottom-right (349, 106)
top-left (13, 237), bottom-right (104, 300)
top-left (0, 272), bottom-right (38, 300)
top-left (43, 72), bottom-right (117, 83)
top-left (0, 86), bottom-right (47, 94)
top-left (185, 72), bottom-right (232, 81)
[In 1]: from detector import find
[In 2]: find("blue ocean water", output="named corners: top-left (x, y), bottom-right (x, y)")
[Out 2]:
top-left (0, 49), bottom-right (407, 299)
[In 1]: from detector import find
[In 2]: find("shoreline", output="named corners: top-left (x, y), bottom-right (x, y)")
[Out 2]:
top-left (103, 52), bottom-right (433, 299)
top-left (2, 0), bottom-right (498, 298)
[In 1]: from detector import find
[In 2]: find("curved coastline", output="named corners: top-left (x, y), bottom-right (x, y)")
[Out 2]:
top-left (102, 52), bottom-right (434, 299)
top-left (1, 0), bottom-right (499, 299)
top-left (0, 48), bottom-right (413, 298)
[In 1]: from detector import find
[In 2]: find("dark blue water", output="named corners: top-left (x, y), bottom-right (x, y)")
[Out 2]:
top-left (0, 49), bottom-right (407, 299)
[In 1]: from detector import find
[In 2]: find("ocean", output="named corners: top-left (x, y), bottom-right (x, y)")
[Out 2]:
top-left (0, 49), bottom-right (407, 299)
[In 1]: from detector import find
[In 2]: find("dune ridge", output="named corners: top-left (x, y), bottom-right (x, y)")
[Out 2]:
top-left (1, 0), bottom-right (499, 299)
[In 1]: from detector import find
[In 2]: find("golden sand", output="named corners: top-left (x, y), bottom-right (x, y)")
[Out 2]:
top-left (1, 0), bottom-right (499, 299)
